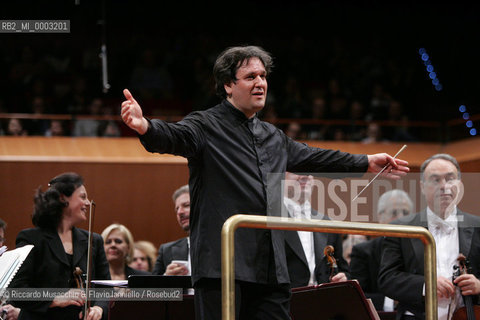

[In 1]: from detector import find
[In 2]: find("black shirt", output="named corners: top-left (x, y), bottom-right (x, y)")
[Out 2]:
top-left (140, 100), bottom-right (368, 284)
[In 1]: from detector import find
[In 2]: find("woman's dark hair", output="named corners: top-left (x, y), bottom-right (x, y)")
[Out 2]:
top-left (32, 172), bottom-right (84, 229)
top-left (213, 45), bottom-right (273, 99)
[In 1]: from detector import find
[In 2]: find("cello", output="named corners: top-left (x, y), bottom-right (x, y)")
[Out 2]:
top-left (452, 254), bottom-right (480, 320)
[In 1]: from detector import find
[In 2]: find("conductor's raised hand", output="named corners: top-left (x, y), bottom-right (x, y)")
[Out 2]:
top-left (367, 153), bottom-right (409, 179)
top-left (121, 89), bottom-right (149, 135)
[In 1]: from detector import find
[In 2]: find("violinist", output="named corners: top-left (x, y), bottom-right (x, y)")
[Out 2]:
top-left (9, 172), bottom-right (110, 320)
top-left (378, 154), bottom-right (480, 320)
top-left (283, 172), bottom-right (349, 288)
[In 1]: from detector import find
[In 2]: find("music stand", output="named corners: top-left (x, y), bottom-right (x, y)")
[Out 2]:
top-left (290, 280), bottom-right (380, 320)
top-left (127, 275), bottom-right (192, 289)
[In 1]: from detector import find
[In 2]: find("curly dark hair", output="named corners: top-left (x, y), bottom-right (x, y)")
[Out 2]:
top-left (32, 172), bottom-right (84, 229)
top-left (213, 45), bottom-right (273, 99)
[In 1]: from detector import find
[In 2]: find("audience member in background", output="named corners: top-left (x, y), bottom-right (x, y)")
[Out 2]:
top-left (350, 189), bottom-right (414, 311)
top-left (362, 122), bottom-right (386, 144)
top-left (6, 118), bottom-right (27, 136)
top-left (98, 121), bottom-right (121, 137)
top-left (8, 172), bottom-right (109, 320)
top-left (284, 122), bottom-right (304, 140)
top-left (0, 218), bottom-right (20, 320)
top-left (368, 83), bottom-right (392, 121)
top-left (45, 120), bottom-right (67, 137)
top-left (153, 185), bottom-right (191, 276)
top-left (348, 100), bottom-right (367, 141)
top-left (29, 96), bottom-right (50, 135)
top-left (342, 234), bottom-right (368, 265)
top-left (283, 172), bottom-right (349, 288)
top-left (101, 223), bottom-right (149, 280)
top-left (73, 97), bottom-right (103, 137)
top-left (386, 100), bottom-right (416, 142)
top-left (307, 95), bottom-right (328, 140)
top-left (129, 240), bottom-right (157, 273)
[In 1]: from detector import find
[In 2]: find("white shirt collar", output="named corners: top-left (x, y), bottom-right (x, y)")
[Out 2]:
top-left (427, 205), bottom-right (458, 234)
top-left (283, 197), bottom-right (311, 219)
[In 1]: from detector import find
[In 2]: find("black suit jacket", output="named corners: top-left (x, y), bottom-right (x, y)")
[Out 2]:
top-left (10, 227), bottom-right (111, 320)
top-left (378, 210), bottom-right (480, 319)
top-left (140, 100), bottom-right (368, 285)
top-left (350, 236), bottom-right (385, 310)
top-left (284, 209), bottom-right (349, 288)
top-left (152, 237), bottom-right (189, 275)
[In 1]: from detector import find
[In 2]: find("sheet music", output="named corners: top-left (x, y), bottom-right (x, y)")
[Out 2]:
top-left (0, 245), bottom-right (34, 288)
top-left (90, 280), bottom-right (128, 287)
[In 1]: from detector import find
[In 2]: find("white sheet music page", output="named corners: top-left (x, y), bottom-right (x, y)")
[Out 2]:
top-left (0, 245), bottom-right (34, 288)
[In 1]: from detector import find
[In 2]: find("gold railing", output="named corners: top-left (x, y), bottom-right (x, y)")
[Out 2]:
top-left (221, 215), bottom-right (437, 320)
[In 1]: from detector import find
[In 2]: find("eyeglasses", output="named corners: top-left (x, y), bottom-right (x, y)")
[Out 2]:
top-left (388, 209), bottom-right (410, 217)
top-left (105, 238), bottom-right (124, 245)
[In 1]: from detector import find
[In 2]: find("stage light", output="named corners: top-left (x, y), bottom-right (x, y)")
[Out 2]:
top-left (470, 128), bottom-right (477, 136)
top-left (463, 113), bottom-right (470, 120)
top-left (459, 105), bottom-right (466, 112)
top-left (419, 48), bottom-right (442, 91)
top-left (466, 120), bottom-right (473, 128)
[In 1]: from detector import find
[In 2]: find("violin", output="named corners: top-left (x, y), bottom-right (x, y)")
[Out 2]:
top-left (324, 245), bottom-right (338, 281)
top-left (73, 267), bottom-right (85, 289)
top-left (452, 254), bottom-right (480, 320)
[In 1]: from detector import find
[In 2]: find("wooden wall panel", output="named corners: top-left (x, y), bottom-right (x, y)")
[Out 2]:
top-left (2, 136), bottom-right (480, 252)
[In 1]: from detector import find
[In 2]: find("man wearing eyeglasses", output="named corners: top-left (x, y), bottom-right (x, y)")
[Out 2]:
top-left (378, 154), bottom-right (480, 320)
top-left (350, 189), bottom-right (413, 311)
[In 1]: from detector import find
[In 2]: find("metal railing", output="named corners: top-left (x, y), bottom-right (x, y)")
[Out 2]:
top-left (221, 215), bottom-right (437, 320)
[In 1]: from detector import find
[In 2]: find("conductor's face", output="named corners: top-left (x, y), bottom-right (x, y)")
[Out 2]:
top-left (224, 57), bottom-right (267, 119)
top-left (175, 192), bottom-right (190, 232)
top-left (421, 159), bottom-right (461, 218)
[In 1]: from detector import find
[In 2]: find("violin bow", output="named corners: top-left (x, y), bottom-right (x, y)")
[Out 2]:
top-left (84, 200), bottom-right (95, 318)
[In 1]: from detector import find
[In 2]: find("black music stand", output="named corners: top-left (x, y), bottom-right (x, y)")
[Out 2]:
top-left (290, 280), bottom-right (380, 320)
top-left (108, 275), bottom-right (194, 320)
top-left (127, 275), bottom-right (192, 289)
